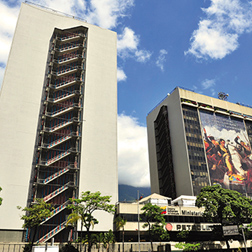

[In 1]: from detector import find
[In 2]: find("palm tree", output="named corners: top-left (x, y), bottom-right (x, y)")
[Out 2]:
top-left (103, 230), bottom-right (115, 252)
top-left (96, 233), bottom-right (104, 252)
top-left (114, 216), bottom-right (127, 252)
top-left (67, 191), bottom-right (114, 252)
top-left (66, 211), bottom-right (95, 242)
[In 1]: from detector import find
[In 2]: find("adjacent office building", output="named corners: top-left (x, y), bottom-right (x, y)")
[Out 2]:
top-left (147, 87), bottom-right (252, 199)
top-left (0, 3), bottom-right (117, 242)
top-left (115, 193), bottom-right (219, 243)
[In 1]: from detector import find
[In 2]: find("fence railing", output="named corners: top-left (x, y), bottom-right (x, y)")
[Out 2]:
top-left (0, 242), bottom-right (252, 252)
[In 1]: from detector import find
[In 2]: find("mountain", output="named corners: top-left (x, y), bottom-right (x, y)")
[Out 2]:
top-left (118, 184), bottom-right (151, 202)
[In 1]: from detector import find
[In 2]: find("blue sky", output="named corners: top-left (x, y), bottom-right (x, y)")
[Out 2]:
top-left (1, 0), bottom-right (252, 188)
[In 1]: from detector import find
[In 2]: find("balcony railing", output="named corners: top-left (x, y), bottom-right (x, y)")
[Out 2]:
top-left (42, 167), bottom-right (70, 184)
top-left (47, 91), bottom-right (80, 104)
top-left (38, 221), bottom-right (67, 243)
top-left (40, 201), bottom-right (69, 225)
top-left (43, 181), bottom-right (74, 202)
top-left (41, 117), bottom-right (79, 133)
top-left (45, 103), bottom-right (81, 118)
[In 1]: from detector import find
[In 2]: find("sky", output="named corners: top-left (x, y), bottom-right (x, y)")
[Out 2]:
top-left (1, 0), bottom-right (252, 188)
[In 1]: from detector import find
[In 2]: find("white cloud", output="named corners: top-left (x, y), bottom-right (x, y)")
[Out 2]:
top-left (118, 114), bottom-right (150, 187)
top-left (32, 0), bottom-right (134, 29)
top-left (192, 85), bottom-right (198, 91)
top-left (210, 88), bottom-right (216, 96)
top-left (117, 27), bottom-right (152, 63)
top-left (117, 27), bottom-right (139, 53)
top-left (85, 0), bottom-right (134, 29)
top-left (202, 78), bottom-right (216, 89)
top-left (0, 1), bottom-right (141, 85)
top-left (135, 50), bottom-right (152, 62)
top-left (156, 49), bottom-right (168, 71)
top-left (117, 68), bottom-right (127, 82)
top-left (41, 0), bottom-right (76, 15)
top-left (186, 0), bottom-right (252, 59)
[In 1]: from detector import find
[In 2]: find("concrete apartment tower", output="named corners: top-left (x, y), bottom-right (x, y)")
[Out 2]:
top-left (147, 87), bottom-right (252, 199)
top-left (0, 3), bottom-right (117, 242)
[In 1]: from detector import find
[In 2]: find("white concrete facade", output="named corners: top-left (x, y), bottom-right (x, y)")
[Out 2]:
top-left (0, 3), bottom-right (117, 234)
top-left (147, 88), bottom-right (193, 197)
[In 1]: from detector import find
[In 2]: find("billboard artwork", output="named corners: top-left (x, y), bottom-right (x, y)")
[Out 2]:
top-left (199, 111), bottom-right (252, 194)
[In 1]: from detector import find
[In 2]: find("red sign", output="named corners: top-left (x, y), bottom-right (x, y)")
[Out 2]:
top-left (166, 223), bottom-right (173, 231)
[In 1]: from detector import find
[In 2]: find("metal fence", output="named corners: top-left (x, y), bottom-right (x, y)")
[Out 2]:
top-left (1, 242), bottom-right (251, 252)
top-left (0, 243), bottom-right (164, 252)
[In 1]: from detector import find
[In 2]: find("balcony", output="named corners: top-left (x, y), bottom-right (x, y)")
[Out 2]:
top-left (50, 66), bottom-right (83, 78)
top-left (57, 54), bottom-right (83, 65)
top-left (38, 135), bottom-right (72, 150)
top-left (43, 181), bottom-right (75, 202)
top-left (56, 33), bottom-right (85, 43)
top-left (54, 43), bottom-right (84, 54)
top-left (41, 167), bottom-right (70, 185)
top-left (40, 201), bottom-right (69, 225)
top-left (40, 117), bottom-right (80, 133)
top-left (46, 91), bottom-right (80, 104)
top-left (38, 221), bottom-right (67, 243)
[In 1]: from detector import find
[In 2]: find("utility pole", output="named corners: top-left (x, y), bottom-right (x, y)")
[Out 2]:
top-left (137, 190), bottom-right (140, 252)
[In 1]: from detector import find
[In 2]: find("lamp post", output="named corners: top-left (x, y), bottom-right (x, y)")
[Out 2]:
top-left (241, 226), bottom-right (248, 252)
top-left (137, 190), bottom-right (140, 252)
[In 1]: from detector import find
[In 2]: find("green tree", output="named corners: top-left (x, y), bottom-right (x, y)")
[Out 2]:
top-left (59, 242), bottom-right (79, 252)
top-left (141, 203), bottom-right (170, 252)
top-left (82, 233), bottom-right (99, 249)
top-left (114, 216), bottom-right (127, 252)
top-left (0, 187), bottom-right (2, 206)
top-left (103, 230), bottom-right (115, 252)
top-left (67, 191), bottom-right (115, 252)
top-left (196, 185), bottom-right (252, 248)
top-left (175, 242), bottom-right (200, 251)
top-left (95, 233), bottom-right (104, 252)
top-left (177, 230), bottom-right (190, 240)
top-left (19, 198), bottom-right (54, 249)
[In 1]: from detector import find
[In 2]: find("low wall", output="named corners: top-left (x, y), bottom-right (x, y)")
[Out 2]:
top-left (0, 241), bottom-right (252, 252)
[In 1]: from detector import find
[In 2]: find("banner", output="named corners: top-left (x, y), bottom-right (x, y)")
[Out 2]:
top-left (199, 111), bottom-right (252, 194)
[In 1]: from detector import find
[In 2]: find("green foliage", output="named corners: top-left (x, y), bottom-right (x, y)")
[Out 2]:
top-left (82, 234), bottom-right (99, 248)
top-left (0, 187), bottom-right (2, 206)
top-left (19, 199), bottom-right (54, 248)
top-left (67, 191), bottom-right (115, 252)
top-left (59, 243), bottom-right (79, 252)
top-left (114, 216), bottom-right (127, 230)
top-left (94, 233), bottom-right (104, 251)
top-left (175, 242), bottom-right (200, 251)
top-left (151, 223), bottom-right (170, 241)
top-left (67, 191), bottom-right (115, 231)
top-left (141, 203), bottom-right (166, 227)
top-left (177, 230), bottom-right (190, 240)
top-left (20, 199), bottom-right (54, 229)
top-left (22, 243), bottom-right (33, 252)
top-left (240, 224), bottom-right (252, 240)
top-left (114, 216), bottom-right (127, 252)
top-left (103, 230), bottom-right (115, 252)
top-left (196, 184), bottom-right (252, 225)
top-left (141, 203), bottom-right (169, 251)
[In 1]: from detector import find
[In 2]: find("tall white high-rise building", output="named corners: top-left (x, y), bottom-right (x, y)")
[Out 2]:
top-left (0, 3), bottom-right (117, 242)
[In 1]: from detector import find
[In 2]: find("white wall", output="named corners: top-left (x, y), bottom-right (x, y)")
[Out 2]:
top-left (0, 3), bottom-right (117, 231)
top-left (146, 89), bottom-right (193, 198)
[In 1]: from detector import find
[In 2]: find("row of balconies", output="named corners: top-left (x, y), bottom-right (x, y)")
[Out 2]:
top-left (30, 29), bottom-right (86, 244)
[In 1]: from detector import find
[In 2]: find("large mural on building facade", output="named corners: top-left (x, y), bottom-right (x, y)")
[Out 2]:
top-left (199, 111), bottom-right (252, 194)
